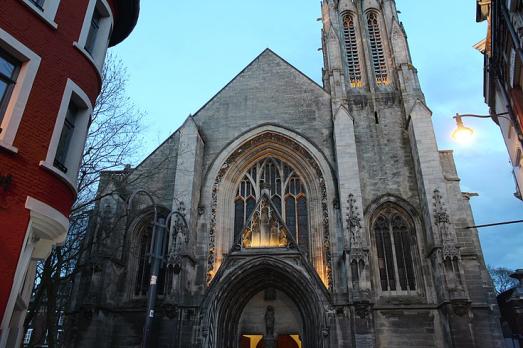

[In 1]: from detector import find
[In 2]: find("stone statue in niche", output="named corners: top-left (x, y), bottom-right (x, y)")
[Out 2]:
top-left (265, 305), bottom-right (275, 337)
top-left (264, 305), bottom-right (276, 348)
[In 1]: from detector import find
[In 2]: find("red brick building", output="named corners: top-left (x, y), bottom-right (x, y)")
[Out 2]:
top-left (0, 1), bottom-right (139, 346)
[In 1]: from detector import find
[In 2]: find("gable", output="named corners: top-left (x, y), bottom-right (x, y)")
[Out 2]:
top-left (192, 49), bottom-right (335, 173)
top-left (193, 49), bottom-right (327, 118)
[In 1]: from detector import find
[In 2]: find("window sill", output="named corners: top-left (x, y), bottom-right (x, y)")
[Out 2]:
top-left (0, 140), bottom-right (19, 154)
top-left (20, 0), bottom-right (58, 30)
top-left (39, 160), bottom-right (78, 195)
top-left (73, 42), bottom-right (102, 80)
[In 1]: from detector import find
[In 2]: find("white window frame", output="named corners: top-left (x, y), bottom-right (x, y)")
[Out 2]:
top-left (40, 79), bottom-right (92, 192)
top-left (20, 0), bottom-right (61, 29)
top-left (0, 28), bottom-right (41, 153)
top-left (73, 0), bottom-right (113, 73)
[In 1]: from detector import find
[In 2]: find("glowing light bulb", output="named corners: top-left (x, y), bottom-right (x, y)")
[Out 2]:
top-left (451, 115), bottom-right (475, 144)
top-left (452, 126), bottom-right (474, 144)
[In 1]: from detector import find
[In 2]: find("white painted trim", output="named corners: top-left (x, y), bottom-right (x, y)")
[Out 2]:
top-left (75, 0), bottom-right (114, 69)
top-left (0, 197), bottom-right (68, 347)
top-left (0, 28), bottom-right (41, 148)
top-left (0, 140), bottom-right (18, 153)
top-left (20, 0), bottom-right (60, 29)
top-left (0, 225), bottom-right (33, 348)
top-left (72, 42), bottom-right (103, 79)
top-left (25, 196), bottom-right (69, 243)
top-left (42, 79), bottom-right (92, 190)
top-left (39, 160), bottom-right (77, 194)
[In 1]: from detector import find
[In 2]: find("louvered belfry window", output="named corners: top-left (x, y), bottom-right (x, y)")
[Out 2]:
top-left (374, 206), bottom-right (416, 293)
top-left (342, 13), bottom-right (362, 87)
top-left (367, 11), bottom-right (388, 85)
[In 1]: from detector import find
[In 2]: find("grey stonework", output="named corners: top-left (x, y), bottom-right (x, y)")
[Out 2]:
top-left (65, 0), bottom-right (503, 347)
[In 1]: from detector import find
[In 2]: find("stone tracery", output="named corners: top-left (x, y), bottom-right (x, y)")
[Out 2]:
top-left (207, 132), bottom-right (333, 289)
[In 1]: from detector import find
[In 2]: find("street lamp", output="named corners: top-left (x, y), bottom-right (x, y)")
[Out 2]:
top-left (450, 111), bottom-right (523, 229)
top-left (451, 112), bottom-right (511, 144)
top-left (127, 190), bottom-right (188, 348)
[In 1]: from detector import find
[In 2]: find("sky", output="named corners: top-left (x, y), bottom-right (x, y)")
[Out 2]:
top-left (111, 0), bottom-right (522, 270)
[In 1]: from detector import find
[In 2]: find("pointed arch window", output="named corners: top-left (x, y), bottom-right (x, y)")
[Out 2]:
top-left (373, 207), bottom-right (416, 293)
top-left (135, 220), bottom-right (169, 297)
top-left (366, 11), bottom-right (388, 86)
top-left (342, 12), bottom-right (362, 87)
top-left (234, 158), bottom-right (309, 254)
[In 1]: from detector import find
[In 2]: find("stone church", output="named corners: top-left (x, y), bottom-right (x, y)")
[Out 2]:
top-left (65, 0), bottom-right (504, 347)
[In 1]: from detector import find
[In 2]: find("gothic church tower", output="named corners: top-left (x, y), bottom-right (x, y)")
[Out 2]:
top-left (65, 1), bottom-right (504, 347)
top-left (322, 0), bottom-right (502, 346)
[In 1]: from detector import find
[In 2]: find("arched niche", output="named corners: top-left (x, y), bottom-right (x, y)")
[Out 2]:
top-left (239, 289), bottom-right (303, 342)
top-left (202, 126), bottom-right (337, 289)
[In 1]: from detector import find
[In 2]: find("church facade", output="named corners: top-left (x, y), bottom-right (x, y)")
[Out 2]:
top-left (65, 1), bottom-right (504, 347)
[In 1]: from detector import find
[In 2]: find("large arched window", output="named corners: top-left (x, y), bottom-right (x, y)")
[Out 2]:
top-left (342, 12), bottom-right (362, 87)
top-left (373, 206), bottom-right (416, 293)
top-left (134, 220), bottom-right (169, 297)
top-left (234, 158), bottom-right (309, 254)
top-left (366, 11), bottom-right (388, 85)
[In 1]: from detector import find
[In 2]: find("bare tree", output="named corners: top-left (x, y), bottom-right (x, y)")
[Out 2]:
top-left (23, 53), bottom-right (145, 347)
top-left (488, 266), bottom-right (519, 295)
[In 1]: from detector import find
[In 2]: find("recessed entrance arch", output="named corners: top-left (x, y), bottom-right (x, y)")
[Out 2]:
top-left (200, 255), bottom-right (331, 348)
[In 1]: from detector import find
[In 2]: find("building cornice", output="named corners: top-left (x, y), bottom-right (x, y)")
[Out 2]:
top-left (109, 0), bottom-right (140, 47)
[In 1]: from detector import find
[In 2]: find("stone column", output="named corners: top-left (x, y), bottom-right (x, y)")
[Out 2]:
top-left (333, 106), bottom-right (374, 347)
top-left (407, 100), bottom-right (474, 345)
top-left (169, 116), bottom-right (203, 299)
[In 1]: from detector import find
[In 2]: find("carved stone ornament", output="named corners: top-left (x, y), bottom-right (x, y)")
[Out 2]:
top-left (346, 194), bottom-right (369, 264)
top-left (168, 202), bottom-right (189, 268)
top-left (240, 195), bottom-right (290, 249)
top-left (207, 133), bottom-right (333, 289)
top-left (432, 189), bottom-right (460, 259)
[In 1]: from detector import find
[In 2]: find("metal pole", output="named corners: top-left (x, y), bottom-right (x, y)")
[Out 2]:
top-left (142, 217), bottom-right (166, 348)
top-left (464, 219), bottom-right (523, 229)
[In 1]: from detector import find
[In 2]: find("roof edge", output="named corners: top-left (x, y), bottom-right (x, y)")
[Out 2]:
top-left (109, 0), bottom-right (140, 47)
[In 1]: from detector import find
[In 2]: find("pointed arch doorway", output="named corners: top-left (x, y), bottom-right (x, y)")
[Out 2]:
top-left (200, 256), bottom-right (331, 348)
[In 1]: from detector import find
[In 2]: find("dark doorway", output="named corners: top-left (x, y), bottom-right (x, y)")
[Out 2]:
top-left (240, 334), bottom-right (302, 348)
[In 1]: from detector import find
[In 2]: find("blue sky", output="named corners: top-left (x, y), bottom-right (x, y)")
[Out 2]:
top-left (111, 0), bottom-right (522, 270)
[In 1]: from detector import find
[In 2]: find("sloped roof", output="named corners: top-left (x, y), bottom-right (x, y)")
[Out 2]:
top-left (192, 48), bottom-right (327, 118)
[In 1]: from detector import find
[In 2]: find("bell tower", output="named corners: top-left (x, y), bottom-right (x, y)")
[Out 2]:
top-left (323, 1), bottom-right (501, 347)
top-left (321, 0), bottom-right (424, 111)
